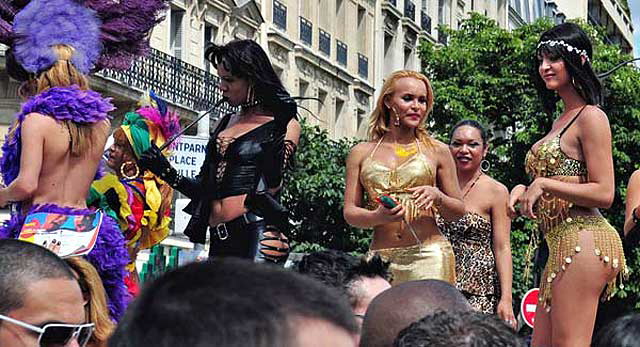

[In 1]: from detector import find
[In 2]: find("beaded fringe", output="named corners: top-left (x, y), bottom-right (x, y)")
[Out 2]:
top-left (538, 216), bottom-right (628, 310)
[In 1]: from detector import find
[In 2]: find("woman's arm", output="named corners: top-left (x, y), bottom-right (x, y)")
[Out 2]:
top-left (491, 182), bottom-right (515, 325)
top-left (432, 142), bottom-right (465, 220)
top-left (343, 143), bottom-right (404, 228)
top-left (624, 170), bottom-right (640, 236)
top-left (0, 114), bottom-right (48, 206)
top-left (521, 107), bottom-right (614, 217)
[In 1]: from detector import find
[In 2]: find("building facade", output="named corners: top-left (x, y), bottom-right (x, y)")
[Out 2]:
top-left (0, 0), bottom-right (634, 141)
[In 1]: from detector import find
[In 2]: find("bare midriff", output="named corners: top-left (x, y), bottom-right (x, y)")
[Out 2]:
top-left (370, 216), bottom-right (447, 250)
top-left (208, 195), bottom-right (249, 226)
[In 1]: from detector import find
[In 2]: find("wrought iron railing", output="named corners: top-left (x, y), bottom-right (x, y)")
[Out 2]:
top-left (273, 0), bottom-right (287, 31)
top-left (99, 48), bottom-right (230, 112)
top-left (421, 10), bottom-right (431, 33)
top-left (358, 53), bottom-right (368, 79)
top-left (337, 40), bottom-right (348, 67)
top-left (319, 29), bottom-right (331, 56)
top-left (404, 0), bottom-right (416, 21)
top-left (300, 17), bottom-right (313, 46)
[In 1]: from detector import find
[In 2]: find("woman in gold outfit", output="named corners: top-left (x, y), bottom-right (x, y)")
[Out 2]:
top-left (509, 23), bottom-right (626, 346)
top-left (344, 70), bottom-right (464, 285)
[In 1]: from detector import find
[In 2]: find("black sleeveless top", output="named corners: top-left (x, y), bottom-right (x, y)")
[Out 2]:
top-left (182, 113), bottom-right (288, 243)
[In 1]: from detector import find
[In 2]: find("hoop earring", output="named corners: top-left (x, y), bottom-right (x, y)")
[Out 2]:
top-left (120, 161), bottom-right (140, 180)
top-left (481, 159), bottom-right (491, 172)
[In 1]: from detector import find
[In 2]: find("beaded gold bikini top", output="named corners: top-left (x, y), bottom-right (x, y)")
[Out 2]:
top-left (525, 106), bottom-right (588, 232)
top-left (360, 138), bottom-right (436, 222)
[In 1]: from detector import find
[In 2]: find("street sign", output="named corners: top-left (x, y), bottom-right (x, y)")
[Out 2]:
top-left (168, 135), bottom-right (208, 179)
top-left (520, 288), bottom-right (539, 328)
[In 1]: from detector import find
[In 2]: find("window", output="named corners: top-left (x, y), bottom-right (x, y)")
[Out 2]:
top-left (170, 8), bottom-right (185, 59)
top-left (358, 53), bottom-right (368, 79)
top-left (337, 40), bottom-right (347, 66)
top-left (300, 17), bottom-right (312, 46)
top-left (203, 24), bottom-right (217, 72)
top-left (273, 0), bottom-right (287, 30)
top-left (319, 29), bottom-right (331, 56)
top-left (405, 0), bottom-right (416, 20)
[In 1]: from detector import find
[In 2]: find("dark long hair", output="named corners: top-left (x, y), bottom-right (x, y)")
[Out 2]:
top-left (532, 22), bottom-right (602, 116)
top-left (205, 39), bottom-right (297, 125)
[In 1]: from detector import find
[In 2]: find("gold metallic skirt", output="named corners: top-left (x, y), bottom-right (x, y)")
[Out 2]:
top-left (539, 216), bottom-right (628, 309)
top-left (368, 238), bottom-right (456, 286)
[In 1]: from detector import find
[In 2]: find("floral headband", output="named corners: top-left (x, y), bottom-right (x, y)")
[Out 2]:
top-left (537, 40), bottom-right (590, 61)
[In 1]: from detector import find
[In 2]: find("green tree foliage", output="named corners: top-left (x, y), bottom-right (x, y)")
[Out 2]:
top-left (420, 13), bottom-right (640, 309)
top-left (282, 120), bottom-right (371, 254)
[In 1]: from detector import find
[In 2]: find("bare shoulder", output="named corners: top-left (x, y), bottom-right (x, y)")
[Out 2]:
top-left (347, 141), bottom-right (375, 163)
top-left (22, 112), bottom-right (60, 127)
top-left (629, 169), bottom-right (640, 186)
top-left (427, 139), bottom-right (449, 154)
top-left (577, 105), bottom-right (609, 130)
top-left (428, 139), bottom-right (453, 162)
top-left (481, 174), bottom-right (509, 197)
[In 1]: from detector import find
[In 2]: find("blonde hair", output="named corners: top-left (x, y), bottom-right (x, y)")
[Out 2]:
top-left (65, 257), bottom-right (115, 346)
top-left (367, 70), bottom-right (435, 147)
top-left (27, 44), bottom-right (95, 156)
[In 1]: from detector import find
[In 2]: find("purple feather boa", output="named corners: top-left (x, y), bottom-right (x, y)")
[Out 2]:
top-left (13, 0), bottom-right (102, 73)
top-left (0, 204), bottom-right (130, 321)
top-left (0, 86), bottom-right (113, 186)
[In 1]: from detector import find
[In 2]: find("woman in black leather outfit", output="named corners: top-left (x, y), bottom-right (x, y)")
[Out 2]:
top-left (139, 39), bottom-right (300, 264)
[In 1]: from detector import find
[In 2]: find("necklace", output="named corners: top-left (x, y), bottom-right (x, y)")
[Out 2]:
top-left (394, 137), bottom-right (419, 157)
top-left (462, 171), bottom-right (483, 200)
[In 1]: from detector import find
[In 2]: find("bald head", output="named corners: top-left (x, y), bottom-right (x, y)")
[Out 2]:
top-left (359, 280), bottom-right (471, 347)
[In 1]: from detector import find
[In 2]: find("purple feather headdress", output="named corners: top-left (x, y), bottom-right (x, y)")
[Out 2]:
top-left (2, 0), bottom-right (169, 73)
top-left (12, 0), bottom-right (102, 74)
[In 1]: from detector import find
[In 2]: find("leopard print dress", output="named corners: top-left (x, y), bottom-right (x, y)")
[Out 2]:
top-left (438, 212), bottom-right (500, 314)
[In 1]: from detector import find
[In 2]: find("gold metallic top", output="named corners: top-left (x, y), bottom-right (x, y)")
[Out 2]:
top-left (524, 106), bottom-right (588, 233)
top-left (360, 138), bottom-right (436, 223)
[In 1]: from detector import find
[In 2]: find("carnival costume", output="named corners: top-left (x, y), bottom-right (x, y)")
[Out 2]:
top-left (439, 213), bottom-right (500, 313)
top-left (90, 92), bottom-right (179, 294)
top-left (0, 87), bottom-right (130, 320)
top-left (361, 138), bottom-right (456, 285)
top-left (525, 105), bottom-right (627, 309)
top-left (0, 0), bottom-right (168, 321)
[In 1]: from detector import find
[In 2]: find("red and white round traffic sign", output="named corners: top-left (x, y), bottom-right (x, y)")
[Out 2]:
top-left (520, 288), bottom-right (539, 328)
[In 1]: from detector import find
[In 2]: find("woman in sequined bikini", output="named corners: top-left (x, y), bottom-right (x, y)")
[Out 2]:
top-left (344, 70), bottom-right (464, 285)
top-left (509, 23), bottom-right (626, 346)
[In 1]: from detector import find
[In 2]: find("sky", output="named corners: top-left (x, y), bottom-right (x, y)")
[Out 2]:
top-left (632, 0), bottom-right (640, 64)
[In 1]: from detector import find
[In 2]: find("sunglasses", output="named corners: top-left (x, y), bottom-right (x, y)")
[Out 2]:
top-left (0, 313), bottom-right (94, 347)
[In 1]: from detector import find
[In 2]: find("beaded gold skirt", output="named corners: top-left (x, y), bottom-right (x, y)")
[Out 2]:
top-left (367, 238), bottom-right (456, 286)
top-left (539, 216), bottom-right (627, 309)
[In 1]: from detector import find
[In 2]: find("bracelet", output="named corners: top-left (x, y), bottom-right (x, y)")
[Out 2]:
top-left (633, 207), bottom-right (640, 225)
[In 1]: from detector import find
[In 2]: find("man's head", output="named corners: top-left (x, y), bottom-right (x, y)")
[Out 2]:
top-left (297, 250), bottom-right (391, 316)
top-left (0, 239), bottom-right (85, 347)
top-left (109, 258), bottom-right (359, 347)
top-left (360, 279), bottom-right (471, 347)
top-left (394, 310), bottom-right (524, 347)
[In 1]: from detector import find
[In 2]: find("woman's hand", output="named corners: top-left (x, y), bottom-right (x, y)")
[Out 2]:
top-left (520, 178), bottom-right (547, 219)
top-left (508, 184), bottom-right (527, 218)
top-left (372, 203), bottom-right (405, 225)
top-left (138, 143), bottom-right (177, 184)
top-left (407, 185), bottom-right (443, 211)
top-left (496, 298), bottom-right (516, 329)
